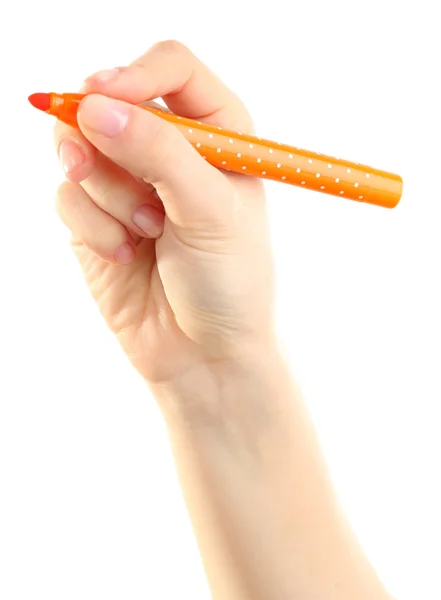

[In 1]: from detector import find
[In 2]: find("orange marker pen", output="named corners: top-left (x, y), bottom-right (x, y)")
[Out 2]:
top-left (29, 92), bottom-right (403, 209)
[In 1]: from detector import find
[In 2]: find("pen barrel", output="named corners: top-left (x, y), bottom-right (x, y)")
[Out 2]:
top-left (145, 107), bottom-right (403, 209)
top-left (49, 93), bottom-right (83, 128)
top-left (48, 94), bottom-right (402, 209)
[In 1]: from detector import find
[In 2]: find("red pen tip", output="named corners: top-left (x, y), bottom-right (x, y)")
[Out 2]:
top-left (28, 92), bottom-right (51, 112)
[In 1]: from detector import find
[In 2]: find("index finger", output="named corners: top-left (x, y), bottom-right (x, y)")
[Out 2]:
top-left (52, 99), bottom-right (167, 183)
top-left (83, 40), bottom-right (255, 134)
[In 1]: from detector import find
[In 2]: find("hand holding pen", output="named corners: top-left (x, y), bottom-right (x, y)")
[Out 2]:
top-left (30, 41), bottom-right (397, 600)
top-left (31, 90), bottom-right (402, 209)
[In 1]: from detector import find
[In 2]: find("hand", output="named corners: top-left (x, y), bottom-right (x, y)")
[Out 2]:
top-left (54, 41), bottom-right (276, 397)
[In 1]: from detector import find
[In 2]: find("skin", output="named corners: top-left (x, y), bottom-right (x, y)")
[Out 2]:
top-left (54, 40), bottom-right (393, 600)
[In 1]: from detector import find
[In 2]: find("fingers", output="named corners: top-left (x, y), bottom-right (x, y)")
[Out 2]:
top-left (79, 153), bottom-right (165, 238)
top-left (55, 41), bottom-right (249, 238)
top-left (56, 180), bottom-right (137, 265)
top-left (54, 118), bottom-right (166, 239)
top-left (83, 40), bottom-right (254, 133)
top-left (53, 120), bottom-right (96, 183)
top-left (77, 94), bottom-right (237, 230)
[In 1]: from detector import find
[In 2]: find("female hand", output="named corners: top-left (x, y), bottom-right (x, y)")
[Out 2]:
top-left (54, 40), bottom-right (276, 402)
top-left (53, 45), bottom-right (394, 599)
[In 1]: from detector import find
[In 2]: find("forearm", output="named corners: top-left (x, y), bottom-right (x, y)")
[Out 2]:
top-left (152, 345), bottom-right (392, 600)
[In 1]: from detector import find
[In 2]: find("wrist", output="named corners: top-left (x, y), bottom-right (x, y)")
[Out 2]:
top-left (149, 337), bottom-right (298, 429)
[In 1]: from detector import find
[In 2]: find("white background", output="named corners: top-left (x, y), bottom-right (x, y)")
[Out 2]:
top-left (1, 1), bottom-right (440, 598)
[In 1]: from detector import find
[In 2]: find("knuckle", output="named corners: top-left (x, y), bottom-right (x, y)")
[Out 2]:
top-left (151, 39), bottom-right (190, 58)
top-left (55, 181), bottom-right (79, 215)
top-left (134, 116), bottom-right (176, 179)
top-left (92, 179), bottom-right (112, 209)
top-left (226, 94), bottom-right (254, 133)
top-left (150, 125), bottom-right (174, 164)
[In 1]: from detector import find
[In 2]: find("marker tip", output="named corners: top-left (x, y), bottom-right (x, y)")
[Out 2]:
top-left (28, 93), bottom-right (51, 112)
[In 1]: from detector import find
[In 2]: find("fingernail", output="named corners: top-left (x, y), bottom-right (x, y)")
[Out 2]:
top-left (132, 204), bottom-right (165, 237)
top-left (84, 68), bottom-right (121, 85)
top-left (58, 139), bottom-right (86, 174)
top-left (114, 242), bottom-right (135, 265)
top-left (79, 95), bottom-right (129, 137)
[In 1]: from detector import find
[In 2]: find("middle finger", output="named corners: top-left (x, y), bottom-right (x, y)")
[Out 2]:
top-left (80, 152), bottom-right (165, 238)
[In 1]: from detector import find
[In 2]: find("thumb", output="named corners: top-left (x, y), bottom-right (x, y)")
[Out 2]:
top-left (77, 94), bottom-right (237, 232)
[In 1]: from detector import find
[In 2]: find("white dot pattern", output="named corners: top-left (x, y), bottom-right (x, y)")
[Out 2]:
top-left (143, 106), bottom-right (402, 208)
